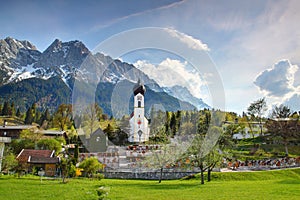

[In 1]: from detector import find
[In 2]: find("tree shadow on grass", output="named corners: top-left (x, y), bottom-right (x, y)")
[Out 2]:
top-left (276, 179), bottom-right (300, 185)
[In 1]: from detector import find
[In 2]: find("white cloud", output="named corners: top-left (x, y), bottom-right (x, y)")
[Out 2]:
top-left (164, 28), bottom-right (210, 51)
top-left (134, 58), bottom-right (207, 99)
top-left (211, 0), bottom-right (300, 111)
top-left (91, 1), bottom-right (186, 31)
top-left (284, 93), bottom-right (300, 112)
top-left (254, 59), bottom-right (298, 97)
top-left (254, 59), bottom-right (300, 111)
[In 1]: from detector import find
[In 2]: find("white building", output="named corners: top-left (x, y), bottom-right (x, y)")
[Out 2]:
top-left (128, 79), bottom-right (150, 143)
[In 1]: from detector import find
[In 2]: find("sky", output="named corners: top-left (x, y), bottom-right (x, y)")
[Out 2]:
top-left (1, 0), bottom-right (300, 115)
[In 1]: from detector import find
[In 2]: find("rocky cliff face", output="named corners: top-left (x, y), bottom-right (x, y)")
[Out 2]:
top-left (0, 37), bottom-right (41, 70)
top-left (35, 39), bottom-right (90, 69)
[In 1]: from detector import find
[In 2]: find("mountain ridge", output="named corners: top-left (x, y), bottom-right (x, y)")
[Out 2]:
top-left (0, 37), bottom-right (208, 115)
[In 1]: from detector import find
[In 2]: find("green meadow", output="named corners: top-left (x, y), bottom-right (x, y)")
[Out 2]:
top-left (0, 168), bottom-right (300, 200)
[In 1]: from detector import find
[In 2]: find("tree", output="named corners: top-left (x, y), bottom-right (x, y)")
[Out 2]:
top-left (169, 112), bottom-right (177, 136)
top-left (271, 104), bottom-right (291, 118)
top-left (24, 106), bottom-right (34, 125)
top-left (16, 108), bottom-right (22, 118)
top-left (36, 138), bottom-right (62, 153)
top-left (10, 102), bottom-right (16, 116)
top-left (188, 126), bottom-right (223, 184)
top-left (1, 101), bottom-right (10, 116)
top-left (266, 105), bottom-right (299, 156)
top-left (85, 103), bottom-right (102, 135)
top-left (197, 110), bottom-right (211, 134)
top-left (78, 157), bottom-right (103, 178)
top-left (53, 104), bottom-right (73, 131)
top-left (10, 139), bottom-right (35, 155)
top-left (188, 134), bottom-right (207, 184)
top-left (60, 156), bottom-right (72, 183)
top-left (247, 98), bottom-right (267, 136)
top-left (73, 143), bottom-right (79, 164)
top-left (179, 122), bottom-right (196, 136)
top-left (39, 108), bottom-right (51, 128)
top-left (1, 152), bottom-right (18, 173)
top-left (20, 129), bottom-right (42, 143)
top-left (206, 147), bottom-right (222, 182)
top-left (104, 123), bottom-right (115, 140)
top-left (143, 139), bottom-right (188, 183)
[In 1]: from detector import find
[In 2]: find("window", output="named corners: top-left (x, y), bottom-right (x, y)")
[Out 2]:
top-left (138, 101), bottom-right (141, 107)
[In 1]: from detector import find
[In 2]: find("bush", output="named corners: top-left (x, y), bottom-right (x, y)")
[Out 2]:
top-left (37, 138), bottom-right (62, 152)
top-left (93, 173), bottom-right (105, 180)
top-left (254, 148), bottom-right (266, 156)
top-left (78, 157), bottom-right (103, 177)
top-left (68, 164), bottom-right (77, 178)
top-left (96, 186), bottom-right (109, 200)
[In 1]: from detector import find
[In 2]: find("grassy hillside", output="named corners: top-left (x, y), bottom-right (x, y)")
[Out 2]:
top-left (0, 168), bottom-right (299, 200)
top-left (234, 137), bottom-right (300, 159)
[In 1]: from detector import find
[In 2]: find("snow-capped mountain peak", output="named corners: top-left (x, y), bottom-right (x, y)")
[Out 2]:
top-left (163, 85), bottom-right (210, 109)
top-left (0, 37), bottom-right (41, 71)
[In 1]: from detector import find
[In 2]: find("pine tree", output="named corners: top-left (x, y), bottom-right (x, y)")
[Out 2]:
top-left (35, 110), bottom-right (42, 124)
top-left (170, 112), bottom-right (177, 136)
top-left (24, 107), bottom-right (34, 125)
top-left (1, 101), bottom-right (10, 116)
top-left (31, 103), bottom-right (37, 121)
top-left (39, 109), bottom-right (52, 129)
top-left (10, 102), bottom-right (16, 116)
top-left (104, 123), bottom-right (115, 140)
top-left (16, 108), bottom-right (22, 118)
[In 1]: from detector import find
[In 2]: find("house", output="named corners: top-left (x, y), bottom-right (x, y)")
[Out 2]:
top-left (38, 129), bottom-right (68, 140)
top-left (0, 124), bottom-right (37, 139)
top-left (80, 128), bottom-right (108, 152)
top-left (16, 149), bottom-right (59, 176)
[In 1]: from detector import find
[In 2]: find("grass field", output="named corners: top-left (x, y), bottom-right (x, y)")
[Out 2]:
top-left (0, 168), bottom-right (300, 200)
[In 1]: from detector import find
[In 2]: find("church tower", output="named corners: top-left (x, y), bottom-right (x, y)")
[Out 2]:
top-left (129, 79), bottom-right (149, 143)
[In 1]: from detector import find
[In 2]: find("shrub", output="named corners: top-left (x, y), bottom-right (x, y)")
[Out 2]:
top-left (93, 173), bottom-right (105, 180)
top-left (68, 164), bottom-right (77, 178)
top-left (96, 186), bottom-right (109, 200)
top-left (254, 148), bottom-right (266, 156)
top-left (78, 157), bottom-right (103, 178)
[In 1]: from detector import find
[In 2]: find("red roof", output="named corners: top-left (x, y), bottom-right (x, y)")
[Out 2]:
top-left (17, 149), bottom-right (55, 163)
top-left (28, 157), bottom-right (59, 164)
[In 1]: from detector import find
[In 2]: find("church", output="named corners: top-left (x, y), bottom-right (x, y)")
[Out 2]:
top-left (128, 79), bottom-right (150, 143)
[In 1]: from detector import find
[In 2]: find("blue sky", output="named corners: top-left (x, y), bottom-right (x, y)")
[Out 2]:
top-left (1, 0), bottom-right (300, 114)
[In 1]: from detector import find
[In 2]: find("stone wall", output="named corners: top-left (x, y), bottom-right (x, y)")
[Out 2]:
top-left (103, 170), bottom-right (199, 180)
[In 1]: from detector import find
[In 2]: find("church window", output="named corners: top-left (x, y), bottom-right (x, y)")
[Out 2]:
top-left (138, 101), bottom-right (141, 107)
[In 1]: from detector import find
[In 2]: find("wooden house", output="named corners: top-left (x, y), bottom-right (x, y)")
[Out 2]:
top-left (16, 149), bottom-right (59, 176)
top-left (0, 125), bottom-right (37, 139)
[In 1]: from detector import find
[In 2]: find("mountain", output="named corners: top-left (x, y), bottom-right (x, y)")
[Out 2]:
top-left (0, 37), bottom-right (41, 85)
top-left (163, 85), bottom-right (210, 110)
top-left (0, 37), bottom-right (197, 115)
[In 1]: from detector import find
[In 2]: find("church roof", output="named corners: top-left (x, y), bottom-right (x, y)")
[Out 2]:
top-left (133, 79), bottom-right (146, 96)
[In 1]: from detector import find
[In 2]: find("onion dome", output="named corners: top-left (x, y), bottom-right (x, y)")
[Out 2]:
top-left (133, 79), bottom-right (146, 96)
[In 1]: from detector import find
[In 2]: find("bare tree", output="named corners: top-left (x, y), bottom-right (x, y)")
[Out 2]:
top-left (83, 103), bottom-right (102, 136)
top-left (142, 137), bottom-right (189, 183)
top-left (266, 105), bottom-right (299, 156)
top-left (271, 104), bottom-right (291, 118)
top-left (188, 126), bottom-right (222, 184)
top-left (247, 98), bottom-right (267, 136)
